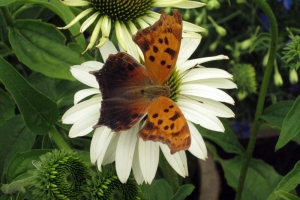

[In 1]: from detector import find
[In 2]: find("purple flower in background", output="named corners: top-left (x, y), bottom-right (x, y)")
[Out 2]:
top-left (233, 121), bottom-right (250, 138)
top-left (277, 0), bottom-right (293, 11)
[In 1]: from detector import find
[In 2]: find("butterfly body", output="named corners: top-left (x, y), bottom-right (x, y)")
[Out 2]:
top-left (92, 10), bottom-right (191, 154)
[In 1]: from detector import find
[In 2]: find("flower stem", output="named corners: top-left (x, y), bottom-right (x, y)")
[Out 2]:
top-left (1, 177), bottom-right (35, 194)
top-left (160, 156), bottom-right (180, 193)
top-left (235, 0), bottom-right (278, 199)
top-left (49, 126), bottom-right (71, 150)
top-left (1, 6), bottom-right (14, 26)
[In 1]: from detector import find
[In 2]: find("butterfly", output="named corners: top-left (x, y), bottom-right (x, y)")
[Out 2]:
top-left (91, 10), bottom-right (191, 154)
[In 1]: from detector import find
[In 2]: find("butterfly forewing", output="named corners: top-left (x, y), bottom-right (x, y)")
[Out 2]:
top-left (133, 10), bottom-right (182, 84)
top-left (91, 52), bottom-right (152, 132)
top-left (138, 96), bottom-right (191, 154)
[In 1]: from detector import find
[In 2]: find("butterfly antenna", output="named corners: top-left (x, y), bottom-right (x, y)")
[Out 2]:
top-left (178, 63), bottom-right (200, 80)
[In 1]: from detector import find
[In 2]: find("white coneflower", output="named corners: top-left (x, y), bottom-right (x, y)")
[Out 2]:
top-left (62, 38), bottom-right (236, 184)
top-left (57, 0), bottom-right (205, 55)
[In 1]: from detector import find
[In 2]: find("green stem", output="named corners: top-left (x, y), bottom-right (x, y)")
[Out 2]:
top-left (49, 126), bottom-right (71, 150)
top-left (1, 6), bottom-right (14, 26)
top-left (235, 1), bottom-right (278, 199)
top-left (160, 156), bottom-right (180, 193)
top-left (1, 177), bottom-right (35, 194)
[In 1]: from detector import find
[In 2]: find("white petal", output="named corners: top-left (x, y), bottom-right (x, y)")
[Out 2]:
top-left (138, 139), bottom-right (159, 184)
top-left (178, 55), bottom-right (229, 72)
top-left (182, 31), bottom-right (202, 39)
top-left (190, 78), bottom-right (237, 89)
top-left (90, 127), bottom-right (114, 165)
top-left (62, 96), bottom-right (101, 124)
top-left (57, 8), bottom-right (93, 29)
top-left (100, 40), bottom-right (118, 61)
top-left (180, 84), bottom-right (235, 104)
top-left (74, 88), bottom-right (100, 104)
top-left (71, 61), bottom-right (103, 88)
top-left (115, 126), bottom-right (138, 183)
top-left (136, 18), bottom-right (150, 29)
top-left (177, 102), bottom-right (225, 132)
top-left (120, 22), bottom-right (139, 60)
top-left (81, 18), bottom-right (103, 55)
top-left (102, 133), bottom-right (120, 165)
top-left (132, 142), bottom-right (145, 185)
top-left (182, 21), bottom-right (205, 32)
top-left (60, 0), bottom-right (90, 7)
top-left (69, 112), bottom-right (98, 137)
top-left (173, 1), bottom-right (206, 8)
top-left (182, 68), bottom-right (233, 82)
top-left (160, 144), bottom-right (188, 177)
top-left (187, 121), bottom-right (207, 159)
top-left (178, 96), bottom-right (235, 118)
top-left (115, 21), bottom-right (127, 51)
top-left (153, 0), bottom-right (189, 7)
top-left (80, 12), bottom-right (99, 33)
top-left (177, 38), bottom-right (201, 66)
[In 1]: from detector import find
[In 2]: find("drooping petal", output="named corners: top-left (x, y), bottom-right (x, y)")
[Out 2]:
top-left (180, 84), bottom-right (235, 104)
top-left (80, 12), bottom-right (100, 33)
top-left (178, 55), bottom-right (229, 72)
top-left (177, 38), bottom-right (201, 66)
top-left (178, 96), bottom-right (235, 118)
top-left (62, 96), bottom-right (101, 124)
top-left (138, 139), bottom-right (159, 184)
top-left (115, 126), bottom-right (139, 183)
top-left (90, 127), bottom-right (114, 166)
top-left (74, 88), bottom-right (100, 104)
top-left (69, 112), bottom-right (99, 138)
top-left (190, 78), bottom-right (237, 89)
top-left (99, 40), bottom-right (118, 61)
top-left (101, 133), bottom-right (120, 165)
top-left (71, 61), bottom-right (103, 88)
top-left (160, 144), bottom-right (188, 177)
top-left (177, 101), bottom-right (225, 132)
top-left (187, 121), bottom-right (207, 159)
top-left (182, 68), bottom-right (233, 82)
top-left (56, 8), bottom-right (93, 29)
top-left (132, 141), bottom-right (145, 185)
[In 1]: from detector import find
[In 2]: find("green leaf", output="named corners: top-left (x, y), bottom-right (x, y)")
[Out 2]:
top-left (221, 157), bottom-right (282, 200)
top-left (141, 180), bottom-right (173, 200)
top-left (276, 96), bottom-right (300, 150)
top-left (170, 184), bottom-right (195, 200)
top-left (0, 115), bottom-right (35, 175)
top-left (249, 33), bottom-right (271, 53)
top-left (0, 88), bottom-right (15, 125)
top-left (0, 57), bottom-right (59, 134)
top-left (0, 0), bottom-right (85, 48)
top-left (6, 149), bottom-right (51, 182)
top-left (208, 144), bottom-right (282, 200)
top-left (268, 161), bottom-right (300, 200)
top-left (28, 73), bottom-right (86, 109)
top-left (260, 100), bottom-right (294, 128)
top-left (0, 194), bottom-right (11, 200)
top-left (275, 191), bottom-right (300, 200)
top-left (196, 123), bottom-right (245, 155)
top-left (8, 19), bottom-right (87, 80)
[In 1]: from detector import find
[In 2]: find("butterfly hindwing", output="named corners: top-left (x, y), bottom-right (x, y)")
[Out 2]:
top-left (138, 96), bottom-right (191, 154)
top-left (133, 10), bottom-right (182, 84)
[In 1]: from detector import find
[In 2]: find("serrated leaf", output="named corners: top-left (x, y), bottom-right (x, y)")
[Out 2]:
top-left (260, 100), bottom-right (294, 128)
top-left (196, 123), bottom-right (245, 155)
top-left (249, 33), bottom-right (271, 53)
top-left (170, 184), bottom-right (195, 200)
top-left (276, 96), bottom-right (300, 150)
top-left (0, 115), bottom-right (35, 175)
top-left (8, 19), bottom-right (86, 80)
top-left (268, 161), bottom-right (300, 200)
top-left (0, 57), bottom-right (59, 134)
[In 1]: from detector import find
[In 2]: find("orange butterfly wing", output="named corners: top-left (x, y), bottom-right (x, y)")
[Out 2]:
top-left (138, 96), bottom-right (191, 154)
top-left (133, 10), bottom-right (182, 84)
top-left (91, 52), bottom-right (152, 132)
